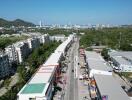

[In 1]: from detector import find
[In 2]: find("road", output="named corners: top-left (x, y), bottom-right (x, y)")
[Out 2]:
top-left (64, 37), bottom-right (79, 100)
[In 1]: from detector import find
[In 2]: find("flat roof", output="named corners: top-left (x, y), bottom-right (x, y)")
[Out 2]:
top-left (85, 51), bottom-right (111, 71)
top-left (18, 62), bottom-right (56, 95)
top-left (55, 41), bottom-right (68, 53)
top-left (55, 35), bottom-right (73, 53)
top-left (109, 51), bottom-right (132, 61)
top-left (112, 56), bottom-right (132, 65)
top-left (30, 66), bottom-right (56, 84)
top-left (21, 83), bottom-right (46, 94)
top-left (85, 51), bottom-right (104, 62)
top-left (94, 74), bottom-right (130, 100)
top-left (44, 52), bottom-right (62, 66)
top-left (87, 60), bottom-right (111, 71)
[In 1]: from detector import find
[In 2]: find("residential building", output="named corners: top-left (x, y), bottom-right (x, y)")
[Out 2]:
top-left (50, 34), bottom-right (66, 42)
top-left (92, 74), bottom-right (130, 100)
top-left (39, 34), bottom-right (50, 44)
top-left (14, 41), bottom-right (30, 63)
top-left (0, 52), bottom-right (10, 79)
top-left (27, 38), bottom-right (40, 51)
top-left (5, 45), bottom-right (18, 64)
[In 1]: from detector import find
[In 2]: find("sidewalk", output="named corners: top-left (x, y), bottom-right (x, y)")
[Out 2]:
top-left (78, 50), bottom-right (91, 100)
top-left (78, 68), bottom-right (91, 100)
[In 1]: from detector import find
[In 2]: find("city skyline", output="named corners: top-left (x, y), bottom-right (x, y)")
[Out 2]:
top-left (0, 0), bottom-right (132, 25)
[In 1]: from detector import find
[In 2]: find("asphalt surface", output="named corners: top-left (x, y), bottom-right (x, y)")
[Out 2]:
top-left (64, 37), bottom-right (79, 100)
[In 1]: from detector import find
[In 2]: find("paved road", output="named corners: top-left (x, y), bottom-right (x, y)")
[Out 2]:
top-left (64, 37), bottom-right (79, 100)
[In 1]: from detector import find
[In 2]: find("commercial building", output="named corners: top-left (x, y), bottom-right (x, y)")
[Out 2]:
top-left (109, 51), bottom-right (132, 72)
top-left (0, 52), bottom-right (10, 79)
top-left (85, 51), bottom-right (130, 100)
top-left (93, 74), bottom-right (130, 100)
top-left (85, 51), bottom-right (112, 77)
top-left (55, 34), bottom-right (74, 56)
top-left (110, 56), bottom-right (132, 72)
top-left (17, 52), bottom-right (63, 100)
top-left (17, 65), bottom-right (57, 100)
top-left (17, 34), bottom-right (75, 100)
top-left (89, 45), bottom-right (107, 53)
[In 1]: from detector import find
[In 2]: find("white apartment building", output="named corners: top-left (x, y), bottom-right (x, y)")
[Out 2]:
top-left (50, 34), bottom-right (66, 42)
top-left (27, 38), bottom-right (40, 51)
top-left (39, 34), bottom-right (50, 44)
top-left (14, 41), bottom-right (30, 63)
top-left (0, 52), bottom-right (10, 79)
top-left (5, 45), bottom-right (18, 64)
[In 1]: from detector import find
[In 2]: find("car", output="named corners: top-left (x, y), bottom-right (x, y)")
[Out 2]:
top-left (72, 69), bottom-right (74, 72)
top-left (79, 75), bottom-right (83, 80)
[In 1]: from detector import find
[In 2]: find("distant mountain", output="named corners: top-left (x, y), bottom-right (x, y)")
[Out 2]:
top-left (0, 18), bottom-right (35, 27)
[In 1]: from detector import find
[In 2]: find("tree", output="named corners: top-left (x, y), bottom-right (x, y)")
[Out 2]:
top-left (101, 48), bottom-right (109, 60)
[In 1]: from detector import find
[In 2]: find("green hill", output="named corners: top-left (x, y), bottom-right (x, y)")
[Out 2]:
top-left (0, 18), bottom-right (35, 27)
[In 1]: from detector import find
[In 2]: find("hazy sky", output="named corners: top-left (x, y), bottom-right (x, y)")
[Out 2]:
top-left (0, 0), bottom-right (132, 25)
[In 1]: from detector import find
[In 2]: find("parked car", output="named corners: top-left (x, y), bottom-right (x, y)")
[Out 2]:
top-left (79, 75), bottom-right (83, 80)
top-left (72, 69), bottom-right (74, 72)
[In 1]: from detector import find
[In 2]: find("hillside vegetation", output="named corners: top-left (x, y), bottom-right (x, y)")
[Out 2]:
top-left (0, 18), bottom-right (35, 27)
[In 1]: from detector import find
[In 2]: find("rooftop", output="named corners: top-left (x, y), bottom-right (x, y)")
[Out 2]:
top-left (85, 51), bottom-right (104, 62)
top-left (44, 52), bottom-right (62, 66)
top-left (87, 60), bottom-right (112, 71)
top-left (55, 34), bottom-right (73, 53)
top-left (94, 74), bottom-right (130, 100)
top-left (30, 66), bottom-right (56, 84)
top-left (85, 51), bottom-right (111, 71)
top-left (112, 56), bottom-right (132, 65)
top-left (109, 51), bottom-right (132, 61)
top-left (21, 83), bottom-right (46, 94)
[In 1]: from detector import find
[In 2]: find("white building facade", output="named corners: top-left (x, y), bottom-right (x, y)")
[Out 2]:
top-left (27, 38), bottom-right (40, 51)
top-left (14, 41), bottom-right (30, 63)
top-left (5, 45), bottom-right (18, 64)
top-left (50, 35), bottom-right (66, 42)
top-left (39, 34), bottom-right (50, 44)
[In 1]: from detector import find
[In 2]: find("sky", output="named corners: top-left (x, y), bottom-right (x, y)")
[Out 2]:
top-left (0, 0), bottom-right (132, 25)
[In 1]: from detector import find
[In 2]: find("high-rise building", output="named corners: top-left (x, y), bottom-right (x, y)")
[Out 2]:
top-left (27, 38), bottom-right (40, 51)
top-left (14, 41), bottom-right (30, 63)
top-left (5, 45), bottom-right (18, 64)
top-left (39, 21), bottom-right (42, 27)
top-left (39, 34), bottom-right (50, 44)
top-left (0, 52), bottom-right (10, 79)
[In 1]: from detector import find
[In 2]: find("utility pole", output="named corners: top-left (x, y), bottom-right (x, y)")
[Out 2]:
top-left (119, 32), bottom-right (122, 49)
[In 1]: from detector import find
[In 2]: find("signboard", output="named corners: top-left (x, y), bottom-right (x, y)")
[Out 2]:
top-left (102, 95), bottom-right (108, 100)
